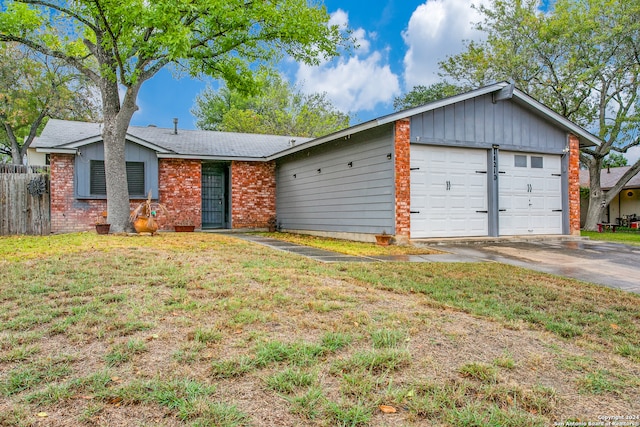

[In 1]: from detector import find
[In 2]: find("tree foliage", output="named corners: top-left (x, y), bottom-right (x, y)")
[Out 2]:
top-left (192, 73), bottom-right (350, 137)
top-left (393, 82), bottom-right (463, 111)
top-left (602, 152), bottom-right (628, 169)
top-left (440, 0), bottom-right (640, 230)
top-left (0, 42), bottom-right (99, 164)
top-left (0, 0), bottom-right (347, 231)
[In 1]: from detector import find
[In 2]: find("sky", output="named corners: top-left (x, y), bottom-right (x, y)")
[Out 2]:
top-left (130, 0), bottom-right (490, 131)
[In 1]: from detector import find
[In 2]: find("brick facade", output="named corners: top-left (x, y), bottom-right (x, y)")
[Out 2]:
top-left (158, 159), bottom-right (202, 230)
top-left (49, 155), bottom-right (202, 233)
top-left (394, 119), bottom-right (411, 244)
top-left (231, 161), bottom-right (276, 229)
top-left (50, 154), bottom-right (108, 233)
top-left (568, 135), bottom-right (581, 235)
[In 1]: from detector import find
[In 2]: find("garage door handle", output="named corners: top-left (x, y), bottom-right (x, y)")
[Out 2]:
top-left (410, 167), bottom-right (420, 170)
top-left (475, 170), bottom-right (487, 174)
top-left (499, 209), bottom-right (507, 212)
top-left (476, 210), bottom-right (488, 213)
top-left (552, 209), bottom-right (563, 212)
top-left (552, 173), bottom-right (561, 177)
top-left (410, 211), bottom-right (420, 214)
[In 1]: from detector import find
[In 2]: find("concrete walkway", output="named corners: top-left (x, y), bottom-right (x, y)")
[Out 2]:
top-left (233, 233), bottom-right (486, 263)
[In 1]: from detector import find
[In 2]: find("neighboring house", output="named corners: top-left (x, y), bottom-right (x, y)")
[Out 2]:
top-left (30, 82), bottom-right (599, 242)
top-left (579, 167), bottom-right (640, 226)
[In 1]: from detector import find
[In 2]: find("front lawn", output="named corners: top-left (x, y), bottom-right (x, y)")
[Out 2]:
top-left (582, 229), bottom-right (640, 246)
top-left (1, 233), bottom-right (638, 426)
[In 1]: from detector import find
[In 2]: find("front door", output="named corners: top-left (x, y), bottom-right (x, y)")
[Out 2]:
top-left (202, 163), bottom-right (227, 228)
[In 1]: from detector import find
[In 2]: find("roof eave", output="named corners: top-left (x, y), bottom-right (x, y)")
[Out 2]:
top-left (36, 147), bottom-right (77, 154)
top-left (156, 153), bottom-right (267, 162)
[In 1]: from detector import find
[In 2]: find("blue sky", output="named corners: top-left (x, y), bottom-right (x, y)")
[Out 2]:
top-left (130, 0), bottom-right (490, 131)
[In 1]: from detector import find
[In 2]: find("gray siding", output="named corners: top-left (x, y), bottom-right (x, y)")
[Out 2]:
top-left (276, 125), bottom-right (395, 234)
top-left (75, 141), bottom-right (159, 198)
top-left (411, 94), bottom-right (567, 153)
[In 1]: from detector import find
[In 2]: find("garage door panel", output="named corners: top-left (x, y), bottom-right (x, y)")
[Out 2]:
top-left (498, 151), bottom-right (563, 235)
top-left (411, 145), bottom-right (488, 238)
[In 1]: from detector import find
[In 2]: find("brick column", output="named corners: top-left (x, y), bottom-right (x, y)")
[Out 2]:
top-left (394, 119), bottom-right (411, 244)
top-left (568, 135), bottom-right (581, 235)
top-left (158, 159), bottom-right (202, 230)
top-left (231, 161), bottom-right (276, 229)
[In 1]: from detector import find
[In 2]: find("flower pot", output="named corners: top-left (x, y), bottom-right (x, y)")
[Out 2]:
top-left (375, 234), bottom-right (392, 246)
top-left (133, 216), bottom-right (158, 234)
top-left (174, 225), bottom-right (195, 232)
top-left (95, 223), bottom-right (111, 235)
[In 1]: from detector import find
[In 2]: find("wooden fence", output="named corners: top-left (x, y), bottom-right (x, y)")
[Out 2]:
top-left (0, 165), bottom-right (51, 235)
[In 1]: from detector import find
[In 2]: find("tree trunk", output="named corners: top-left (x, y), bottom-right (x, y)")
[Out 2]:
top-left (102, 117), bottom-right (131, 233)
top-left (100, 79), bottom-right (140, 233)
top-left (3, 123), bottom-right (23, 165)
top-left (583, 191), bottom-right (607, 230)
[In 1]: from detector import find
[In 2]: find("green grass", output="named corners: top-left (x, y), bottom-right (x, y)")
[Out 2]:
top-left (0, 232), bottom-right (638, 426)
top-left (582, 229), bottom-right (640, 246)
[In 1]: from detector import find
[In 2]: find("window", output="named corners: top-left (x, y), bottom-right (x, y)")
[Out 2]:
top-left (531, 156), bottom-right (543, 168)
top-left (514, 155), bottom-right (527, 167)
top-left (90, 160), bottom-right (145, 196)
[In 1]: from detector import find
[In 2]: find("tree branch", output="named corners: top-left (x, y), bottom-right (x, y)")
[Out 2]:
top-left (19, 0), bottom-right (99, 33)
top-left (0, 34), bottom-right (101, 85)
top-left (93, 0), bottom-right (126, 80)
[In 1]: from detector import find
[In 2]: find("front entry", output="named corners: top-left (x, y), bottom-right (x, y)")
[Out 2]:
top-left (202, 163), bottom-right (228, 229)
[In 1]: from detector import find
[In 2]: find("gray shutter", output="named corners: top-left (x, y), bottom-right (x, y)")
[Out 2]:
top-left (126, 162), bottom-right (145, 196)
top-left (90, 160), bottom-right (107, 195)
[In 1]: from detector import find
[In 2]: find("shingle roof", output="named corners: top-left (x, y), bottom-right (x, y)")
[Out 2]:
top-left (579, 166), bottom-right (640, 190)
top-left (34, 119), bottom-right (312, 159)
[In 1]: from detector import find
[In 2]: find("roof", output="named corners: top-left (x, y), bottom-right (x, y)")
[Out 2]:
top-left (35, 82), bottom-right (601, 161)
top-left (580, 166), bottom-right (640, 190)
top-left (35, 119), bottom-right (312, 160)
top-left (267, 82), bottom-right (601, 159)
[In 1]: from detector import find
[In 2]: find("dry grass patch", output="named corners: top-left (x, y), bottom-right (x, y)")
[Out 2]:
top-left (255, 231), bottom-right (443, 256)
top-left (0, 232), bottom-right (638, 426)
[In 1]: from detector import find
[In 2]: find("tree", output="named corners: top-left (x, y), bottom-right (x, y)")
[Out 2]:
top-left (0, 1), bottom-right (346, 232)
top-left (602, 152), bottom-right (628, 169)
top-left (393, 82), bottom-right (463, 111)
top-left (0, 42), bottom-right (99, 165)
top-left (192, 73), bottom-right (350, 137)
top-left (440, 0), bottom-right (640, 230)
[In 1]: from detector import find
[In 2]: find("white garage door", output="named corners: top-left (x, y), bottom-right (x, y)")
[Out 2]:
top-left (411, 145), bottom-right (488, 238)
top-left (499, 151), bottom-right (563, 235)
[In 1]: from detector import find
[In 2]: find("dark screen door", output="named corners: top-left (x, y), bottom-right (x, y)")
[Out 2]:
top-left (202, 164), bottom-right (226, 228)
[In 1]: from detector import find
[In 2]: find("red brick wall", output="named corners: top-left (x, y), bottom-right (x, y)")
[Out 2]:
top-left (49, 155), bottom-right (201, 233)
top-left (568, 135), bottom-right (581, 235)
top-left (50, 154), bottom-right (108, 233)
top-left (394, 119), bottom-right (411, 244)
top-left (231, 161), bottom-right (276, 229)
top-left (158, 159), bottom-right (202, 230)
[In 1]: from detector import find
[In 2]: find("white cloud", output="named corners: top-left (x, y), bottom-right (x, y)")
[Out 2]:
top-left (297, 51), bottom-right (399, 113)
top-left (402, 0), bottom-right (490, 89)
top-left (295, 9), bottom-right (400, 113)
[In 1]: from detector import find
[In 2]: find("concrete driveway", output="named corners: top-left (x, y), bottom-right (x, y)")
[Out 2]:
top-left (434, 239), bottom-right (640, 293)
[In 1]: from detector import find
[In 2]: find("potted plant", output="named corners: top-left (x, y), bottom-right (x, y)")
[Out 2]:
top-left (174, 220), bottom-right (195, 232)
top-left (95, 211), bottom-right (110, 235)
top-left (267, 215), bottom-right (278, 232)
top-left (374, 231), bottom-right (392, 246)
top-left (130, 191), bottom-right (169, 235)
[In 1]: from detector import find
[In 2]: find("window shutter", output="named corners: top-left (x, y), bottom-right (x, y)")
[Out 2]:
top-left (126, 162), bottom-right (145, 196)
top-left (90, 160), bottom-right (107, 195)
top-left (89, 161), bottom-right (145, 197)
